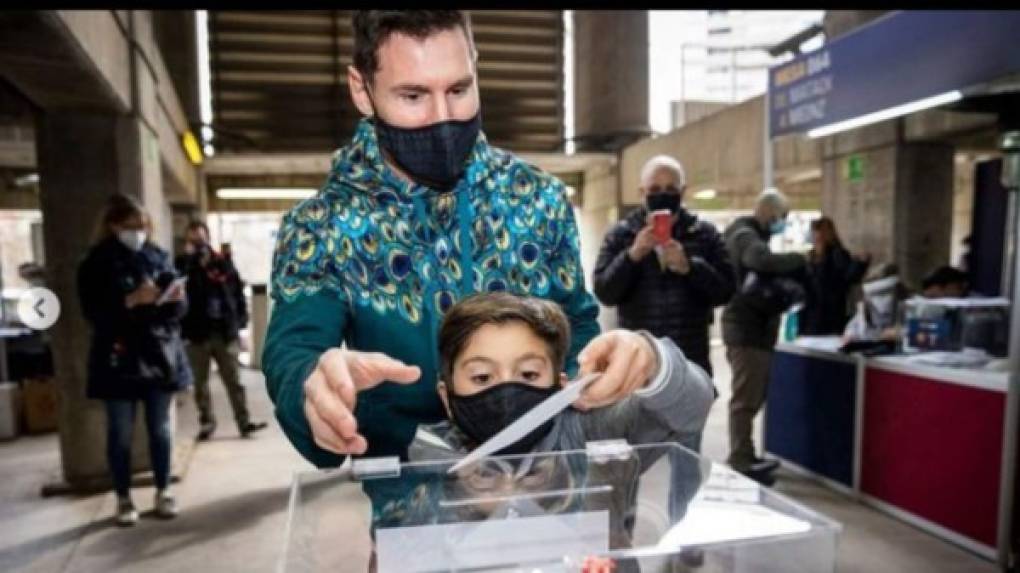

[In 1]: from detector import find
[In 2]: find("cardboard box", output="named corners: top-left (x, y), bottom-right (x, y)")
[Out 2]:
top-left (22, 377), bottom-right (59, 434)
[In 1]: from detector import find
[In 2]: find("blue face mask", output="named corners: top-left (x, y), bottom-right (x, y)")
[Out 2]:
top-left (769, 218), bottom-right (787, 235)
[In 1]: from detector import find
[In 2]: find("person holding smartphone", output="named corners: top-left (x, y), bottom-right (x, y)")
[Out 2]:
top-left (77, 194), bottom-right (192, 526)
top-left (176, 220), bottom-right (266, 441)
top-left (593, 155), bottom-right (735, 392)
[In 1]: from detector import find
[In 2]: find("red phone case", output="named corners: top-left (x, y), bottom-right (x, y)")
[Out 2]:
top-left (652, 211), bottom-right (672, 244)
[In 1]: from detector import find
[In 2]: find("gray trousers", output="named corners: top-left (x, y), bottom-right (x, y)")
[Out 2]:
top-left (185, 333), bottom-right (250, 430)
top-left (725, 345), bottom-right (773, 471)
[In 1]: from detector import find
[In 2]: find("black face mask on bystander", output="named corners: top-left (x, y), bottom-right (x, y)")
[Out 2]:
top-left (645, 190), bottom-right (681, 215)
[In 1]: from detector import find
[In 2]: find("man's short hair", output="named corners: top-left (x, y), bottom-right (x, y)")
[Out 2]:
top-left (640, 155), bottom-right (686, 188)
top-left (352, 10), bottom-right (475, 85)
top-left (921, 265), bottom-right (969, 290)
top-left (438, 292), bottom-right (570, 384)
top-left (756, 187), bottom-right (790, 215)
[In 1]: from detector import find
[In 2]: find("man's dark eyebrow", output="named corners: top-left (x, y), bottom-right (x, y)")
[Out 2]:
top-left (448, 75), bottom-right (475, 90)
top-left (390, 75), bottom-right (474, 94)
top-left (389, 83), bottom-right (430, 94)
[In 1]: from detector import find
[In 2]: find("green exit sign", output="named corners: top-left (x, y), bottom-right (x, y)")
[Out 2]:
top-left (846, 155), bottom-right (865, 182)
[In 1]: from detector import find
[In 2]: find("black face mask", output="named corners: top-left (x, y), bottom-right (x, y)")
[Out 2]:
top-left (370, 106), bottom-right (482, 192)
top-left (447, 381), bottom-right (558, 455)
top-left (646, 191), bottom-right (681, 214)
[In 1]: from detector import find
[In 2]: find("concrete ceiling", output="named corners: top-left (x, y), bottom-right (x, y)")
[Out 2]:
top-left (207, 10), bottom-right (565, 154)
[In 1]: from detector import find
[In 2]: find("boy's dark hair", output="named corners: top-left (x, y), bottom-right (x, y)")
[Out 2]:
top-left (352, 10), bottom-right (474, 85)
top-left (438, 292), bottom-right (570, 384)
top-left (922, 265), bottom-right (969, 290)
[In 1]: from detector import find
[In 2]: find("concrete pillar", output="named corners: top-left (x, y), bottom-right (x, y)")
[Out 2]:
top-left (36, 112), bottom-right (175, 491)
top-left (573, 11), bottom-right (651, 152)
top-left (894, 143), bottom-right (956, 285)
top-left (821, 120), bottom-right (955, 289)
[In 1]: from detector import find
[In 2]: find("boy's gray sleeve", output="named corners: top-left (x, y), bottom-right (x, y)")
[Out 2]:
top-left (580, 334), bottom-right (716, 451)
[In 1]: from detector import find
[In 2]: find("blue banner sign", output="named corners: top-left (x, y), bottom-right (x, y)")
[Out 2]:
top-left (769, 11), bottom-right (1020, 138)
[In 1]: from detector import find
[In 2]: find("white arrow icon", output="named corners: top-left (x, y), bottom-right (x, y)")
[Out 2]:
top-left (17, 288), bottom-right (61, 330)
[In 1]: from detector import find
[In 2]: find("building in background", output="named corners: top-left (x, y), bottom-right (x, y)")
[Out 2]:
top-left (650, 10), bottom-right (825, 134)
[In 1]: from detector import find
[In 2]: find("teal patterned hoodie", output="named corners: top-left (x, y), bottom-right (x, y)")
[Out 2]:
top-left (263, 119), bottom-right (601, 467)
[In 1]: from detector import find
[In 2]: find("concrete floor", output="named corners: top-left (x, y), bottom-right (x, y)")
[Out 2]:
top-left (0, 346), bottom-right (1002, 572)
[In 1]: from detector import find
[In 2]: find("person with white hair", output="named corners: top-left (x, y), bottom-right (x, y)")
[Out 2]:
top-left (593, 154), bottom-right (735, 397)
top-left (721, 187), bottom-right (808, 486)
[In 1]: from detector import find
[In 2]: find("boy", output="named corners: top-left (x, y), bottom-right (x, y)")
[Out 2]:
top-left (410, 292), bottom-right (715, 462)
top-left (368, 292), bottom-right (714, 570)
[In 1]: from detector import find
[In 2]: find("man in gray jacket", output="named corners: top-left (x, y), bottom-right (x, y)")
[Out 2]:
top-left (722, 189), bottom-right (807, 485)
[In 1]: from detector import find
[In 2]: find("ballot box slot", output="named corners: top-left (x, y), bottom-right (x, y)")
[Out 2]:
top-left (438, 484), bottom-right (615, 509)
top-left (351, 456), bottom-right (401, 480)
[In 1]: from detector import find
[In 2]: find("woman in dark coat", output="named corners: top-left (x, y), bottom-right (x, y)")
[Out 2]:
top-left (799, 216), bottom-right (871, 336)
top-left (77, 194), bottom-right (192, 527)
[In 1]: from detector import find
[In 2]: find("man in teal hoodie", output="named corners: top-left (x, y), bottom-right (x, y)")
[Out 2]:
top-left (264, 11), bottom-right (614, 467)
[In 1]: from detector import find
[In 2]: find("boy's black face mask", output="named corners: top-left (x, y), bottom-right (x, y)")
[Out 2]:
top-left (447, 381), bottom-right (558, 455)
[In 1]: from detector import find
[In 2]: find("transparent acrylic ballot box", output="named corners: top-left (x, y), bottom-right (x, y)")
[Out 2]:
top-left (279, 441), bottom-right (841, 573)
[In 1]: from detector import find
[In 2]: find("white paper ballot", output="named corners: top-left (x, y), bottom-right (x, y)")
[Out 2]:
top-left (375, 510), bottom-right (610, 573)
top-left (654, 500), bottom-right (811, 549)
top-left (155, 277), bottom-right (187, 306)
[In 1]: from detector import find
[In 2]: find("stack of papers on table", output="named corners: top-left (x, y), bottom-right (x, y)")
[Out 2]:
top-left (906, 348), bottom-right (991, 368)
top-left (792, 336), bottom-right (844, 353)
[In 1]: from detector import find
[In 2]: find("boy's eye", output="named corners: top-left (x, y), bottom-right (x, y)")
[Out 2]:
top-left (400, 92), bottom-right (422, 103)
top-left (470, 374), bottom-right (491, 385)
top-left (521, 371), bottom-right (541, 382)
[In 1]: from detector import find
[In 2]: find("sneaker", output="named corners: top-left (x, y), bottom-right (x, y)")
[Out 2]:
top-left (115, 497), bottom-right (139, 527)
top-left (751, 457), bottom-right (781, 474)
top-left (197, 421), bottom-right (217, 441)
top-left (736, 465), bottom-right (777, 487)
top-left (240, 421), bottom-right (268, 438)
top-left (154, 490), bottom-right (178, 519)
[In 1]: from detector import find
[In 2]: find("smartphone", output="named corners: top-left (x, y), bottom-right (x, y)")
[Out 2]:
top-left (155, 276), bottom-right (188, 306)
top-left (651, 209), bottom-right (673, 245)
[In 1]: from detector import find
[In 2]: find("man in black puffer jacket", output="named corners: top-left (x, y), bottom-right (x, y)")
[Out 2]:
top-left (593, 155), bottom-right (735, 380)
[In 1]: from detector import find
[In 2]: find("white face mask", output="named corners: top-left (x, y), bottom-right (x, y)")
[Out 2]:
top-left (117, 229), bottom-right (147, 252)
